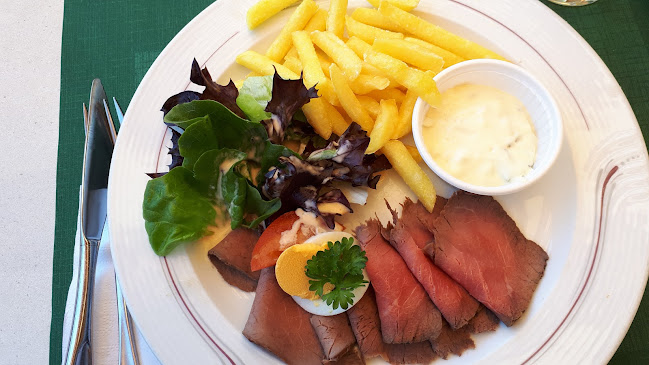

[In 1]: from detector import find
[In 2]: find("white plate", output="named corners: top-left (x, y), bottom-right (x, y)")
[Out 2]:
top-left (108, 0), bottom-right (649, 364)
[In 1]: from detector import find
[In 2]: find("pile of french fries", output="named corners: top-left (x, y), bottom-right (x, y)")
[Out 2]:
top-left (238, 0), bottom-right (505, 212)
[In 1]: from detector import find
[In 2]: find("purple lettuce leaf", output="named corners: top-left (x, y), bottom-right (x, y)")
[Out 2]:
top-left (161, 91), bottom-right (200, 116)
top-left (261, 123), bottom-right (391, 227)
top-left (316, 189), bottom-right (352, 228)
top-left (262, 71), bottom-right (318, 143)
top-left (190, 59), bottom-right (247, 119)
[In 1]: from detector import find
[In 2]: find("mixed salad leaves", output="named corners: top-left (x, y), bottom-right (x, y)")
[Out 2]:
top-left (143, 60), bottom-right (390, 256)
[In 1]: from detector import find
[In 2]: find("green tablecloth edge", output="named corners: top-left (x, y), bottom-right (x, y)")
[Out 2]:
top-left (50, 1), bottom-right (649, 364)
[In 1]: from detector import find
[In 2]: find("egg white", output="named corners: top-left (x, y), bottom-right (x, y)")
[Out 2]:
top-left (291, 231), bottom-right (370, 316)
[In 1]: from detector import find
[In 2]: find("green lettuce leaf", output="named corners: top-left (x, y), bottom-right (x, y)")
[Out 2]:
top-left (222, 161), bottom-right (281, 229)
top-left (163, 100), bottom-right (213, 130)
top-left (144, 98), bottom-right (298, 256)
top-left (142, 167), bottom-right (216, 256)
top-left (193, 148), bottom-right (247, 200)
top-left (236, 75), bottom-right (273, 122)
top-left (177, 100), bottom-right (268, 170)
top-left (221, 165), bottom-right (248, 228)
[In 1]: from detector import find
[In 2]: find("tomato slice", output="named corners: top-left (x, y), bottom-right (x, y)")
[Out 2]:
top-left (250, 211), bottom-right (316, 271)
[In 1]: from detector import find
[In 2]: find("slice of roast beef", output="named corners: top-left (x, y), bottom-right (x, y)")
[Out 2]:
top-left (466, 305), bottom-right (500, 334)
top-left (432, 191), bottom-right (549, 326)
top-left (208, 227), bottom-right (260, 292)
top-left (346, 287), bottom-right (389, 361)
top-left (355, 219), bottom-right (442, 343)
top-left (346, 287), bottom-right (437, 364)
top-left (242, 268), bottom-right (324, 365)
top-left (409, 196), bottom-right (448, 237)
top-left (397, 198), bottom-right (436, 249)
top-left (429, 321), bottom-right (475, 359)
top-left (323, 346), bottom-right (365, 365)
top-left (390, 221), bottom-right (480, 330)
top-left (310, 314), bottom-right (357, 361)
top-left (208, 258), bottom-right (258, 292)
top-left (386, 341), bottom-right (438, 365)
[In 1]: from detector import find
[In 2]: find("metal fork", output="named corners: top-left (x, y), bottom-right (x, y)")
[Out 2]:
top-left (81, 98), bottom-right (140, 365)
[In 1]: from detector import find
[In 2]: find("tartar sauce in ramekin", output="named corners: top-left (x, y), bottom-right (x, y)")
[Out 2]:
top-left (422, 83), bottom-right (537, 187)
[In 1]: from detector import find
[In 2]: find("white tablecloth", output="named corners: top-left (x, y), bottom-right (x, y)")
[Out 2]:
top-left (0, 0), bottom-right (64, 363)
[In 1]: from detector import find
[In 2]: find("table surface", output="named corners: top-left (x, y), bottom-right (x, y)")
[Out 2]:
top-left (0, 1), bottom-right (647, 364)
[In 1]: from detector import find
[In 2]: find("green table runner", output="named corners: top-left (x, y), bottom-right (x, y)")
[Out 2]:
top-left (50, 1), bottom-right (649, 364)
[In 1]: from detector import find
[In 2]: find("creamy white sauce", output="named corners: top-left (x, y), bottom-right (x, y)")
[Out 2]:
top-left (422, 83), bottom-right (537, 187)
top-left (278, 209), bottom-right (340, 250)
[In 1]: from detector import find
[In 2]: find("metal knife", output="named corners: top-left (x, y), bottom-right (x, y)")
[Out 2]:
top-left (65, 79), bottom-right (116, 365)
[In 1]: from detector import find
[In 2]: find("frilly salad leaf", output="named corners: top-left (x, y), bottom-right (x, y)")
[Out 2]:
top-left (143, 167), bottom-right (216, 256)
top-left (236, 75), bottom-right (273, 122)
top-left (262, 71), bottom-right (318, 143)
top-left (161, 91), bottom-right (200, 116)
top-left (262, 123), bottom-right (391, 228)
top-left (160, 59), bottom-right (244, 119)
top-left (189, 59), bottom-right (247, 119)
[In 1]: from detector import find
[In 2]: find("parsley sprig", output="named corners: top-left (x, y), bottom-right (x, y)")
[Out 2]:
top-left (305, 237), bottom-right (368, 310)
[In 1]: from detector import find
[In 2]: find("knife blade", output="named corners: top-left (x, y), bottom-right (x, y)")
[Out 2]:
top-left (65, 79), bottom-right (116, 365)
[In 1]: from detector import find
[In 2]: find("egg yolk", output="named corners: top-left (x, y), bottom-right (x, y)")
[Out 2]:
top-left (275, 242), bottom-right (333, 300)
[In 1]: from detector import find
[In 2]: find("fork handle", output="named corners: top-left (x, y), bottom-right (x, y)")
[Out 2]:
top-left (65, 238), bottom-right (100, 365)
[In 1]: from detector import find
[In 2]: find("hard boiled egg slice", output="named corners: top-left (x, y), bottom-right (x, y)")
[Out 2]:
top-left (275, 231), bottom-right (370, 316)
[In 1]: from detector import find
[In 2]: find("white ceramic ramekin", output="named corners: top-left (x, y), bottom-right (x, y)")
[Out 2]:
top-left (412, 59), bottom-right (563, 195)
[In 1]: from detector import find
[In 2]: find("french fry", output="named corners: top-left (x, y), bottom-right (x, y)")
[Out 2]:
top-left (292, 30), bottom-right (338, 105)
top-left (236, 50), bottom-right (300, 79)
top-left (357, 95), bottom-right (381, 119)
top-left (349, 74), bottom-right (390, 95)
top-left (366, 87), bottom-right (407, 104)
top-left (327, 0), bottom-right (348, 38)
top-left (329, 63), bottom-right (374, 132)
top-left (317, 50), bottom-right (333, 78)
top-left (305, 98), bottom-right (350, 137)
top-left (335, 105), bottom-right (354, 125)
top-left (393, 89), bottom-right (417, 139)
top-left (265, 0), bottom-right (319, 62)
top-left (285, 46), bottom-right (299, 61)
top-left (345, 16), bottom-right (404, 45)
top-left (363, 49), bottom-right (440, 107)
top-left (404, 144), bottom-right (423, 163)
top-left (404, 37), bottom-right (465, 68)
top-left (362, 63), bottom-right (400, 88)
top-left (282, 56), bottom-right (303, 74)
top-left (305, 8), bottom-right (328, 32)
top-left (346, 37), bottom-right (400, 87)
top-left (366, 0), bottom-right (420, 12)
top-left (373, 38), bottom-right (444, 73)
top-left (351, 7), bottom-right (405, 33)
top-left (367, 99), bottom-right (398, 154)
top-left (283, 7), bottom-right (328, 60)
top-left (378, 1), bottom-right (506, 61)
top-left (346, 35), bottom-right (373, 58)
top-left (329, 111), bottom-right (352, 137)
top-left (246, 0), bottom-right (300, 30)
top-left (302, 98), bottom-right (334, 139)
top-left (381, 140), bottom-right (437, 212)
top-left (311, 31), bottom-right (363, 81)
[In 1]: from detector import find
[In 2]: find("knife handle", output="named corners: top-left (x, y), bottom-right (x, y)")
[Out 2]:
top-left (65, 238), bottom-right (100, 365)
